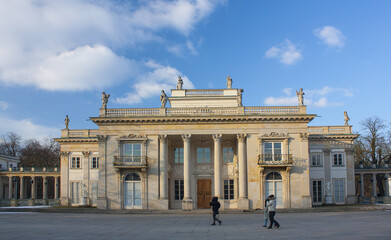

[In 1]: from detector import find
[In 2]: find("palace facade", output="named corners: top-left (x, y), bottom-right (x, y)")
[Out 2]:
top-left (55, 79), bottom-right (358, 210)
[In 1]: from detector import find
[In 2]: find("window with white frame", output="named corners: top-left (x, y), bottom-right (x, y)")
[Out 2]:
top-left (174, 180), bottom-right (184, 200)
top-left (71, 157), bottom-right (81, 169)
top-left (223, 147), bottom-right (234, 163)
top-left (224, 179), bottom-right (234, 199)
top-left (92, 157), bottom-right (99, 169)
top-left (174, 148), bottom-right (184, 164)
top-left (71, 182), bottom-right (80, 204)
top-left (334, 179), bottom-right (345, 203)
top-left (122, 143), bottom-right (142, 162)
top-left (264, 142), bottom-right (282, 161)
top-left (312, 180), bottom-right (322, 204)
top-left (197, 148), bottom-right (211, 163)
top-left (310, 153), bottom-right (323, 167)
top-left (332, 152), bottom-right (344, 166)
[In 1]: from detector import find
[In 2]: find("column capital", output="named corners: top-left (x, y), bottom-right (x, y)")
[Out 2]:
top-left (97, 135), bottom-right (108, 142)
top-left (323, 148), bottom-right (331, 154)
top-left (158, 134), bottom-right (168, 143)
top-left (212, 134), bottom-right (222, 142)
top-left (82, 151), bottom-right (91, 158)
top-left (60, 151), bottom-right (70, 157)
top-left (237, 133), bottom-right (247, 142)
top-left (181, 134), bottom-right (191, 143)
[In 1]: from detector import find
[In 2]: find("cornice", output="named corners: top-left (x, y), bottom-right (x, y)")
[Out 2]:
top-left (54, 138), bottom-right (98, 143)
top-left (308, 134), bottom-right (359, 140)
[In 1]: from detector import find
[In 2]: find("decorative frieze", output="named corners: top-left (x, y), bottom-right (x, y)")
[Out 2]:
top-left (260, 132), bottom-right (287, 138)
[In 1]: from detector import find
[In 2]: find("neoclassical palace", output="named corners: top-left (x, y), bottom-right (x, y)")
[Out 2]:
top-left (55, 77), bottom-right (358, 210)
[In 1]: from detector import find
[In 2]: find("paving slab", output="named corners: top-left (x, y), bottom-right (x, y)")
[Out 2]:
top-left (1, 210), bottom-right (391, 240)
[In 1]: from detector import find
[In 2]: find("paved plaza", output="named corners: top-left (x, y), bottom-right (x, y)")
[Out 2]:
top-left (1, 210), bottom-right (390, 240)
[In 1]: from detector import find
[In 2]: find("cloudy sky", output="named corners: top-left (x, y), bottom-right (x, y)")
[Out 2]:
top-left (0, 0), bottom-right (390, 140)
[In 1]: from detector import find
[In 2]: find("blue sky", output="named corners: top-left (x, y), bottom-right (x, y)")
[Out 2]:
top-left (0, 0), bottom-right (390, 140)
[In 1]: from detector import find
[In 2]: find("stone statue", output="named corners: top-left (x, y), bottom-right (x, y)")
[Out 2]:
top-left (160, 90), bottom-right (168, 108)
top-left (344, 111), bottom-right (350, 126)
top-left (81, 184), bottom-right (88, 197)
top-left (296, 88), bottom-right (305, 106)
top-left (326, 182), bottom-right (331, 195)
top-left (237, 89), bottom-right (243, 106)
top-left (64, 115), bottom-right (70, 130)
top-left (176, 76), bottom-right (183, 90)
top-left (101, 92), bottom-right (110, 109)
top-left (226, 76), bottom-right (232, 89)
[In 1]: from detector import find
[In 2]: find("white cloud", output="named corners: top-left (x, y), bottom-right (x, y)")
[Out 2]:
top-left (264, 86), bottom-right (355, 108)
top-left (0, 101), bottom-right (9, 110)
top-left (314, 26), bottom-right (346, 48)
top-left (167, 40), bottom-right (199, 56)
top-left (0, 115), bottom-right (59, 140)
top-left (116, 61), bottom-right (195, 105)
top-left (265, 40), bottom-right (302, 65)
top-left (0, 0), bottom-right (221, 91)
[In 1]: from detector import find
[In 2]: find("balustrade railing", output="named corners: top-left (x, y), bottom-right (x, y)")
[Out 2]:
top-left (258, 154), bottom-right (293, 165)
top-left (308, 126), bottom-right (352, 134)
top-left (113, 156), bottom-right (148, 168)
top-left (103, 106), bottom-right (306, 117)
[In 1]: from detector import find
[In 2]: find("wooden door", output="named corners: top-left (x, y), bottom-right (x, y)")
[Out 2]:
top-left (197, 179), bottom-right (212, 208)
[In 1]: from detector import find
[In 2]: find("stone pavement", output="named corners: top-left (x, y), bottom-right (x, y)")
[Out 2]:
top-left (1, 210), bottom-right (390, 240)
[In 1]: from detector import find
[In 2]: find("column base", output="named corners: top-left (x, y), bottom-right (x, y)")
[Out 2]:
top-left (60, 197), bottom-right (70, 206)
top-left (346, 195), bottom-right (356, 204)
top-left (97, 197), bottom-right (108, 209)
top-left (10, 199), bottom-right (18, 207)
top-left (80, 197), bottom-right (88, 206)
top-left (182, 198), bottom-right (193, 211)
top-left (28, 199), bottom-right (35, 206)
top-left (158, 198), bottom-right (169, 210)
top-left (238, 198), bottom-right (249, 210)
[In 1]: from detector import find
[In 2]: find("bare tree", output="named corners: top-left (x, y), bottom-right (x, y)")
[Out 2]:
top-left (0, 132), bottom-right (22, 157)
top-left (20, 137), bottom-right (60, 168)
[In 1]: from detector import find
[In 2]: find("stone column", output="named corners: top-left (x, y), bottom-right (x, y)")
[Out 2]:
top-left (159, 135), bottom-right (168, 200)
top-left (360, 174), bottom-right (364, 197)
top-left (237, 134), bottom-right (249, 209)
top-left (20, 176), bottom-right (24, 199)
top-left (259, 167), bottom-right (265, 209)
top-left (181, 134), bottom-right (193, 210)
top-left (55, 177), bottom-right (60, 200)
top-left (372, 173), bottom-right (377, 197)
top-left (60, 151), bottom-right (70, 206)
top-left (8, 176), bottom-right (13, 199)
top-left (43, 176), bottom-right (48, 200)
top-left (31, 176), bottom-right (36, 199)
top-left (212, 134), bottom-right (222, 198)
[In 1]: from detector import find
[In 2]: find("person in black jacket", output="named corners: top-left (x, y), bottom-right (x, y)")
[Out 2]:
top-left (209, 196), bottom-right (222, 225)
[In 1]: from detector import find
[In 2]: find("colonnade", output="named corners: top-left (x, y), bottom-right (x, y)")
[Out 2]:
top-left (358, 172), bottom-right (391, 197)
top-left (158, 134), bottom-right (248, 209)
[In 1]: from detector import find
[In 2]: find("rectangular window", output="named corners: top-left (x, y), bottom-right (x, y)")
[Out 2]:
top-left (197, 148), bottom-right (211, 163)
top-left (71, 182), bottom-right (80, 204)
top-left (174, 148), bottom-right (184, 164)
top-left (92, 157), bottom-right (99, 169)
top-left (333, 153), bottom-right (344, 166)
top-left (311, 153), bottom-right (322, 167)
top-left (264, 142), bottom-right (282, 161)
top-left (122, 143), bottom-right (142, 162)
top-left (224, 179), bottom-right (234, 200)
top-left (334, 179), bottom-right (345, 203)
top-left (223, 147), bottom-right (234, 163)
top-left (312, 180), bottom-right (322, 204)
top-left (71, 157), bottom-right (81, 169)
top-left (174, 180), bottom-right (184, 200)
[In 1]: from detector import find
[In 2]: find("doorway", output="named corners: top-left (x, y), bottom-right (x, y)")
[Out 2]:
top-left (197, 179), bottom-right (211, 208)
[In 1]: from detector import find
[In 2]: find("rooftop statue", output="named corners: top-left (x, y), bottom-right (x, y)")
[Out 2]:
top-left (177, 76), bottom-right (183, 90)
top-left (101, 92), bottom-right (110, 109)
top-left (64, 115), bottom-right (70, 130)
top-left (238, 89), bottom-right (243, 106)
top-left (160, 90), bottom-right (168, 108)
top-left (344, 111), bottom-right (350, 126)
top-left (296, 88), bottom-right (304, 106)
top-left (226, 76), bottom-right (232, 89)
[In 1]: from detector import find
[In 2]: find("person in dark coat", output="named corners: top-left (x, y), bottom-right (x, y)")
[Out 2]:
top-left (209, 196), bottom-right (222, 225)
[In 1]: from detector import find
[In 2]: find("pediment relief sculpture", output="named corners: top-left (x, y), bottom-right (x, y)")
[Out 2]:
top-left (118, 134), bottom-right (147, 140)
top-left (259, 132), bottom-right (288, 139)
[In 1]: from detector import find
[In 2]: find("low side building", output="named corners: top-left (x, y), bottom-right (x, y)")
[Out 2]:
top-left (55, 82), bottom-right (358, 210)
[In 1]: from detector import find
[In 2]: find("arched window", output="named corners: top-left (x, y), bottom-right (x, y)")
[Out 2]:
top-left (125, 173), bottom-right (141, 181)
top-left (266, 172), bottom-right (282, 180)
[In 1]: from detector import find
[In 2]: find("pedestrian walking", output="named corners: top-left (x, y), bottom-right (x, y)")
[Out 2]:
top-left (267, 195), bottom-right (280, 229)
top-left (262, 196), bottom-right (270, 227)
top-left (209, 196), bottom-right (222, 225)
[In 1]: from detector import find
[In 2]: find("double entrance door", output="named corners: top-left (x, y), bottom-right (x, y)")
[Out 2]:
top-left (197, 179), bottom-right (211, 208)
